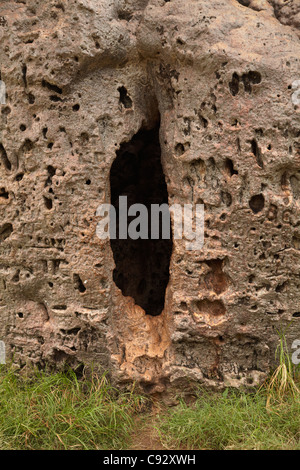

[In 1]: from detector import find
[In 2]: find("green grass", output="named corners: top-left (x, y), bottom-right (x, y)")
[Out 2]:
top-left (265, 329), bottom-right (300, 409)
top-left (0, 329), bottom-right (299, 450)
top-left (157, 388), bottom-right (300, 450)
top-left (157, 332), bottom-right (300, 450)
top-left (0, 365), bottom-right (145, 450)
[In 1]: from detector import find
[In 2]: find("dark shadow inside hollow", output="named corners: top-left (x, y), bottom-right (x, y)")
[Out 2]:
top-left (110, 122), bottom-right (172, 316)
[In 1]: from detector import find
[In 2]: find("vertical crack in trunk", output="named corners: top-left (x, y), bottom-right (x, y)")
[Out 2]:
top-left (110, 120), bottom-right (172, 316)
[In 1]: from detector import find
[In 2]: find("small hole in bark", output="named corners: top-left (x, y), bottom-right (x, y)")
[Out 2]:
top-left (22, 139), bottom-right (33, 153)
top-left (225, 158), bottom-right (238, 176)
top-left (45, 165), bottom-right (56, 187)
top-left (248, 71), bottom-right (262, 84)
top-left (12, 270), bottom-right (20, 283)
top-left (42, 80), bottom-right (62, 94)
top-left (117, 11), bottom-right (133, 21)
top-left (1, 106), bottom-right (11, 116)
top-left (229, 72), bottom-right (240, 96)
top-left (0, 223), bottom-right (13, 241)
top-left (199, 115), bottom-right (208, 128)
top-left (249, 194), bottom-right (265, 214)
top-left (43, 196), bottom-right (53, 210)
top-left (236, 0), bottom-right (251, 6)
top-left (0, 143), bottom-right (11, 171)
top-left (175, 143), bottom-right (185, 156)
top-left (251, 139), bottom-right (263, 168)
top-left (73, 274), bottom-right (86, 293)
top-left (0, 188), bottom-right (8, 199)
top-left (118, 86), bottom-right (133, 109)
top-left (50, 95), bottom-right (62, 102)
top-left (55, 2), bottom-right (65, 11)
top-left (28, 93), bottom-right (35, 104)
top-left (15, 173), bottom-right (24, 181)
top-left (22, 64), bottom-right (27, 87)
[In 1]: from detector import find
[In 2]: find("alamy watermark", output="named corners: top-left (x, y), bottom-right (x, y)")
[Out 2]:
top-left (96, 196), bottom-right (204, 251)
top-left (292, 80), bottom-right (300, 106)
top-left (292, 339), bottom-right (300, 366)
top-left (0, 80), bottom-right (6, 105)
top-left (0, 341), bottom-right (5, 364)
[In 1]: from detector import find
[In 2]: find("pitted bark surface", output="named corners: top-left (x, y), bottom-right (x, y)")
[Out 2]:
top-left (0, 0), bottom-right (299, 393)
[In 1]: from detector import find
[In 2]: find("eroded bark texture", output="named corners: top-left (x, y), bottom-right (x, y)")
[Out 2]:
top-left (0, 0), bottom-right (299, 393)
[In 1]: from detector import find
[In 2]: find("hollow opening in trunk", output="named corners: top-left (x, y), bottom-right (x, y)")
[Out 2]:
top-left (110, 122), bottom-right (172, 316)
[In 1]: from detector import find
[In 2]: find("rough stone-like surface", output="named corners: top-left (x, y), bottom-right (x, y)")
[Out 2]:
top-left (0, 0), bottom-right (300, 393)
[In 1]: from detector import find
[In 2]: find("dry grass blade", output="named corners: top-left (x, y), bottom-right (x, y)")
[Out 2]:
top-left (266, 330), bottom-right (300, 410)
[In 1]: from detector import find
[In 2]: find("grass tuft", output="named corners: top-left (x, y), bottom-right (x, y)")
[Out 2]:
top-left (0, 364), bottom-right (145, 450)
top-left (157, 329), bottom-right (300, 450)
top-left (157, 388), bottom-right (300, 450)
top-left (264, 329), bottom-right (300, 410)
top-left (1, 328), bottom-right (299, 450)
